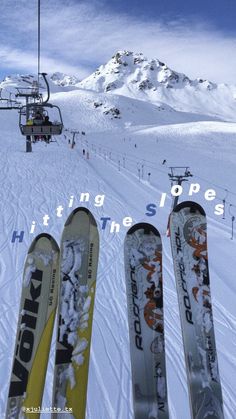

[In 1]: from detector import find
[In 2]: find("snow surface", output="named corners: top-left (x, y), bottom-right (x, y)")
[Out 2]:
top-left (0, 52), bottom-right (236, 419)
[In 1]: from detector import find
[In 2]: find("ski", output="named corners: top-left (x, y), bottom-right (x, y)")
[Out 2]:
top-left (52, 207), bottom-right (99, 419)
top-left (6, 233), bottom-right (59, 419)
top-left (124, 223), bottom-right (169, 419)
top-left (169, 201), bottom-right (224, 419)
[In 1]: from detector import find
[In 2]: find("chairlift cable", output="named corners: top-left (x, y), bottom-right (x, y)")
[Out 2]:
top-left (38, 0), bottom-right (41, 87)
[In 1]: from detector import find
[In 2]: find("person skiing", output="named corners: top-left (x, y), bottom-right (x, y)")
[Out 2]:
top-left (33, 111), bottom-right (44, 125)
top-left (43, 115), bottom-right (52, 143)
top-left (44, 115), bottom-right (52, 125)
top-left (32, 111), bottom-right (44, 141)
top-left (26, 117), bottom-right (33, 126)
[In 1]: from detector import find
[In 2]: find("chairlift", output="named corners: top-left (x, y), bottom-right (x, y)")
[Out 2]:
top-left (19, 102), bottom-right (63, 136)
top-left (15, 1), bottom-right (64, 151)
top-left (0, 90), bottom-right (21, 110)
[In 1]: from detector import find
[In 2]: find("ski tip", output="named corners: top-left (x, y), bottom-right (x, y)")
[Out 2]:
top-left (28, 233), bottom-right (59, 253)
top-left (127, 222), bottom-right (160, 236)
top-left (64, 206), bottom-right (97, 227)
top-left (172, 201), bottom-right (205, 216)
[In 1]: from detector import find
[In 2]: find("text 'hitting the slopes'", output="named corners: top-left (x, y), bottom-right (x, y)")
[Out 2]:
top-left (11, 182), bottom-right (225, 244)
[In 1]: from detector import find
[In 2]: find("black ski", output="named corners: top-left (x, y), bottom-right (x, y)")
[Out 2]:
top-left (124, 222), bottom-right (169, 419)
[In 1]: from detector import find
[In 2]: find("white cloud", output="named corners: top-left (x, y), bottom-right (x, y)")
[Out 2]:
top-left (1, 0), bottom-right (236, 83)
top-left (0, 45), bottom-right (89, 78)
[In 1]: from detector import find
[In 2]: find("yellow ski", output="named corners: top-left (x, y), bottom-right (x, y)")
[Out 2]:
top-left (6, 233), bottom-right (59, 419)
top-left (52, 207), bottom-right (99, 419)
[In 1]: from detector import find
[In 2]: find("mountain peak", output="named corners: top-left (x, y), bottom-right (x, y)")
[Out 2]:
top-left (79, 50), bottom-right (217, 96)
top-left (111, 50), bottom-right (166, 69)
top-left (50, 72), bottom-right (80, 87)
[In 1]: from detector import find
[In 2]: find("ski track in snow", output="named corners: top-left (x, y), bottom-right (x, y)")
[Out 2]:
top-left (0, 92), bottom-right (236, 419)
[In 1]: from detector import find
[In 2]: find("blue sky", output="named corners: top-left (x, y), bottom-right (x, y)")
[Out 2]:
top-left (0, 0), bottom-right (236, 83)
top-left (101, 0), bottom-right (236, 33)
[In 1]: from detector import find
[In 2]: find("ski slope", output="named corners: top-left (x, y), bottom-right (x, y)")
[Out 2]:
top-left (0, 72), bottom-right (236, 419)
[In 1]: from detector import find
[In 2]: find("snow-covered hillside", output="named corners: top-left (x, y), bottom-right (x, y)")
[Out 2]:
top-left (79, 51), bottom-right (236, 121)
top-left (0, 52), bottom-right (236, 419)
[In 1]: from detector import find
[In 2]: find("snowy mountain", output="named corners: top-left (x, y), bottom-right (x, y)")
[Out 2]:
top-left (0, 72), bottom-right (80, 100)
top-left (50, 72), bottom-right (80, 87)
top-left (79, 50), bottom-right (217, 92)
top-left (79, 50), bottom-right (236, 121)
top-left (0, 51), bottom-right (236, 419)
top-left (1, 51), bottom-right (236, 121)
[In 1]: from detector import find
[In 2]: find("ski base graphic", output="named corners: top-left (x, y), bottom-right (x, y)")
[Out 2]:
top-left (170, 201), bottom-right (224, 419)
top-left (124, 223), bottom-right (169, 419)
top-left (52, 207), bottom-right (99, 419)
top-left (6, 233), bottom-right (59, 419)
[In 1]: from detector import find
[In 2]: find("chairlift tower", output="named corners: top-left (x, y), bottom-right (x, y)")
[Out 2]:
top-left (168, 166), bottom-right (193, 209)
top-left (70, 130), bottom-right (80, 148)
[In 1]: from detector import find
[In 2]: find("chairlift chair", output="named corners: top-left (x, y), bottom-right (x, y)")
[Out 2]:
top-left (19, 102), bottom-right (63, 136)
